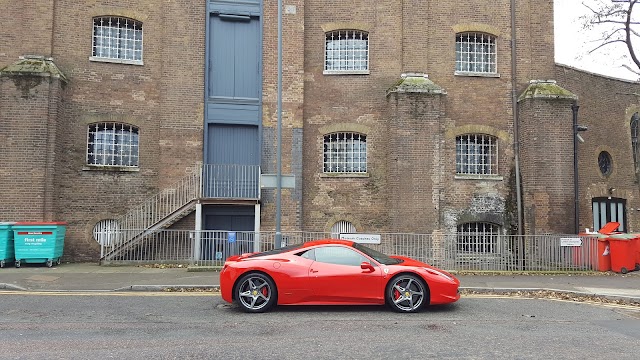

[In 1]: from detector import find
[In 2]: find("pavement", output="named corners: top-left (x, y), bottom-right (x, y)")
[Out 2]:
top-left (1, 263), bottom-right (640, 304)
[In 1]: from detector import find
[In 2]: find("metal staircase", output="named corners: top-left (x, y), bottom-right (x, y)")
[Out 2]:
top-left (100, 164), bottom-right (260, 262)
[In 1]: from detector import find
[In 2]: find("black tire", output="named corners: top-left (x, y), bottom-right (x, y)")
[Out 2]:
top-left (386, 274), bottom-right (429, 313)
top-left (15, 260), bottom-right (20, 268)
top-left (621, 267), bottom-right (628, 274)
top-left (0, 260), bottom-right (4, 268)
top-left (46, 260), bottom-right (53, 268)
top-left (635, 263), bottom-right (640, 271)
top-left (235, 272), bottom-right (277, 313)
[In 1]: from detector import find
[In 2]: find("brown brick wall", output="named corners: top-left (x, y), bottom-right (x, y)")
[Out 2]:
top-left (555, 65), bottom-right (640, 232)
top-left (0, 0), bottom-right (54, 68)
top-left (0, 77), bottom-right (60, 221)
top-left (518, 97), bottom-right (575, 234)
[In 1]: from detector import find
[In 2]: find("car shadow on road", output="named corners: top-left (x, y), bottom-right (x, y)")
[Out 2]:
top-left (221, 302), bottom-right (459, 314)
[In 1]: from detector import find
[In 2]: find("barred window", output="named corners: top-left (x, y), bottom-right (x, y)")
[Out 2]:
top-left (456, 32), bottom-right (496, 74)
top-left (457, 222), bottom-right (499, 253)
top-left (324, 30), bottom-right (369, 73)
top-left (331, 220), bottom-right (357, 238)
top-left (93, 219), bottom-right (119, 246)
top-left (323, 132), bottom-right (367, 173)
top-left (92, 16), bottom-right (143, 63)
top-left (631, 113), bottom-right (639, 171)
top-left (87, 123), bottom-right (139, 167)
top-left (456, 134), bottom-right (498, 175)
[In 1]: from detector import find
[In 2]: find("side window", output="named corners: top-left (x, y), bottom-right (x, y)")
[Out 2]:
top-left (323, 132), bottom-right (367, 173)
top-left (455, 32), bottom-right (497, 75)
top-left (91, 16), bottom-right (143, 64)
top-left (314, 246), bottom-right (369, 266)
top-left (324, 29), bottom-right (369, 74)
top-left (300, 249), bottom-right (316, 261)
top-left (87, 122), bottom-right (140, 167)
top-left (456, 134), bottom-right (498, 175)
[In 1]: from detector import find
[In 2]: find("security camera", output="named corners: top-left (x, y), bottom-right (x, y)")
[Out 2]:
top-left (576, 134), bottom-right (585, 143)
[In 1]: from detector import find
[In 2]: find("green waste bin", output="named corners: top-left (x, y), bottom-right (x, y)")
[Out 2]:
top-left (13, 222), bottom-right (67, 268)
top-left (0, 222), bottom-right (16, 268)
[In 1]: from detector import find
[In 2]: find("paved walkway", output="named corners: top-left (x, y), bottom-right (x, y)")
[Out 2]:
top-left (1, 263), bottom-right (639, 303)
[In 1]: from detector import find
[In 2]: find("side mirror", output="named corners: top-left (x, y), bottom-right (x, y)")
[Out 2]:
top-left (360, 262), bottom-right (375, 272)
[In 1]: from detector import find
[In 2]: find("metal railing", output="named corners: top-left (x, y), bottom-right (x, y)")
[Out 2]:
top-left (101, 230), bottom-right (603, 272)
top-left (102, 164), bottom-right (261, 260)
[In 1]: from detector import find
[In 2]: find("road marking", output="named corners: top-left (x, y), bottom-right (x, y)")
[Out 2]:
top-left (464, 294), bottom-right (640, 310)
top-left (0, 291), bottom-right (220, 297)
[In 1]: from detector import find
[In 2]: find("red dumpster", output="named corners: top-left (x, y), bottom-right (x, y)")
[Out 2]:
top-left (608, 235), bottom-right (636, 274)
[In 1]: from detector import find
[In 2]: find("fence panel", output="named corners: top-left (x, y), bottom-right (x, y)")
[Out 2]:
top-left (101, 230), bottom-right (602, 271)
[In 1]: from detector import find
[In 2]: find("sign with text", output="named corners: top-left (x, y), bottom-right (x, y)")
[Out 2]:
top-left (339, 233), bottom-right (381, 244)
top-left (560, 237), bottom-right (582, 247)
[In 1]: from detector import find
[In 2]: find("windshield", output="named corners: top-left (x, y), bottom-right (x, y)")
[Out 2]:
top-left (352, 243), bottom-right (402, 265)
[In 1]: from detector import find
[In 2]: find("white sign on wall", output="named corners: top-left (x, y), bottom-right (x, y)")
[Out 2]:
top-left (339, 233), bottom-right (381, 244)
top-left (560, 237), bottom-right (583, 247)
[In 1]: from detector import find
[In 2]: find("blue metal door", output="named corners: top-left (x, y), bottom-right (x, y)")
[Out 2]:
top-left (204, 124), bottom-right (259, 198)
top-left (209, 14), bottom-right (260, 100)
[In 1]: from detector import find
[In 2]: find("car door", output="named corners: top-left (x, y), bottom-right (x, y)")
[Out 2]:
top-left (307, 246), bottom-right (383, 304)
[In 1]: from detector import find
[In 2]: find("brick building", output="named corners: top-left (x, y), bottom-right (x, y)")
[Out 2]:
top-left (1, 0), bottom-right (639, 262)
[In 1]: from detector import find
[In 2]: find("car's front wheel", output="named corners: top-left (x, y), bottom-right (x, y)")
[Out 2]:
top-left (386, 274), bottom-right (429, 313)
top-left (235, 272), bottom-right (277, 313)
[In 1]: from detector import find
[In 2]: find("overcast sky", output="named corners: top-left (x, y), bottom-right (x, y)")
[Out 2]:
top-left (554, 0), bottom-right (639, 81)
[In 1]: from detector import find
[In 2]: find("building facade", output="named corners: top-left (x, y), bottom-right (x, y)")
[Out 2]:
top-left (1, 0), bottom-right (639, 262)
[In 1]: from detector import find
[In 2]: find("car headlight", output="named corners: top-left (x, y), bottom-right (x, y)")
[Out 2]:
top-left (423, 267), bottom-right (454, 281)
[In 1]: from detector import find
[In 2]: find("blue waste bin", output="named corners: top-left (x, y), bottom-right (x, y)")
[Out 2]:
top-left (13, 222), bottom-right (67, 268)
top-left (0, 222), bottom-right (15, 268)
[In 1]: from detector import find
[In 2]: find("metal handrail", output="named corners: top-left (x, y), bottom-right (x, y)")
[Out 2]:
top-left (101, 163), bottom-right (261, 260)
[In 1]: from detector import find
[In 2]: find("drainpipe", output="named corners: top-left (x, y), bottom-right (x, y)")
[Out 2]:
top-left (510, 0), bottom-right (523, 236)
top-left (275, 0), bottom-right (283, 248)
top-left (572, 102), bottom-right (580, 234)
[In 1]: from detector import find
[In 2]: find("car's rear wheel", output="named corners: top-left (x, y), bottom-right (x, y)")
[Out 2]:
top-left (386, 274), bottom-right (428, 313)
top-left (235, 272), bottom-right (277, 313)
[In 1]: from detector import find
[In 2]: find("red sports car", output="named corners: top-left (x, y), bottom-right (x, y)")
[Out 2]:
top-left (220, 239), bottom-right (460, 313)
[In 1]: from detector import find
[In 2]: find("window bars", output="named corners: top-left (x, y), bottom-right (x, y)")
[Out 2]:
top-left (325, 30), bottom-right (369, 72)
top-left (331, 220), bottom-right (357, 238)
top-left (456, 134), bottom-right (497, 175)
top-left (456, 32), bottom-right (496, 73)
top-left (93, 17), bottom-right (143, 62)
top-left (323, 132), bottom-right (367, 173)
top-left (456, 222), bottom-right (499, 253)
top-left (87, 123), bottom-right (140, 167)
top-left (93, 219), bottom-right (119, 247)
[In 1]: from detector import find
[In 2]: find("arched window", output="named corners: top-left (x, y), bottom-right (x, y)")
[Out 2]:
top-left (323, 132), bottom-right (367, 173)
top-left (93, 219), bottom-right (119, 246)
top-left (455, 32), bottom-right (497, 74)
top-left (92, 16), bottom-right (143, 63)
top-left (87, 123), bottom-right (140, 167)
top-left (331, 220), bottom-right (357, 238)
top-left (324, 30), bottom-right (369, 73)
top-left (631, 113), bottom-right (639, 171)
top-left (457, 222), bottom-right (499, 253)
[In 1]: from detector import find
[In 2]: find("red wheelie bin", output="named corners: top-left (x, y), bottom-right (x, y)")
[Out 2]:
top-left (608, 235), bottom-right (636, 274)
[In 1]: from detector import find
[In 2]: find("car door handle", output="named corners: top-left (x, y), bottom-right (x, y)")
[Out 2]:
top-left (310, 269), bottom-right (318, 273)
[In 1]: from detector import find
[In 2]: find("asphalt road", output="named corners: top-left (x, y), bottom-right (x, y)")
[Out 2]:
top-left (0, 292), bottom-right (639, 359)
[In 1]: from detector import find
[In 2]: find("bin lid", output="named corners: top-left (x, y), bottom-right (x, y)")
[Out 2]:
top-left (598, 222), bottom-right (620, 235)
top-left (0, 222), bottom-right (16, 225)
top-left (13, 221), bottom-right (67, 226)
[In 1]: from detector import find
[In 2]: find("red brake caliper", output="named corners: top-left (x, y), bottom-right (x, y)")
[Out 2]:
top-left (261, 286), bottom-right (269, 297)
